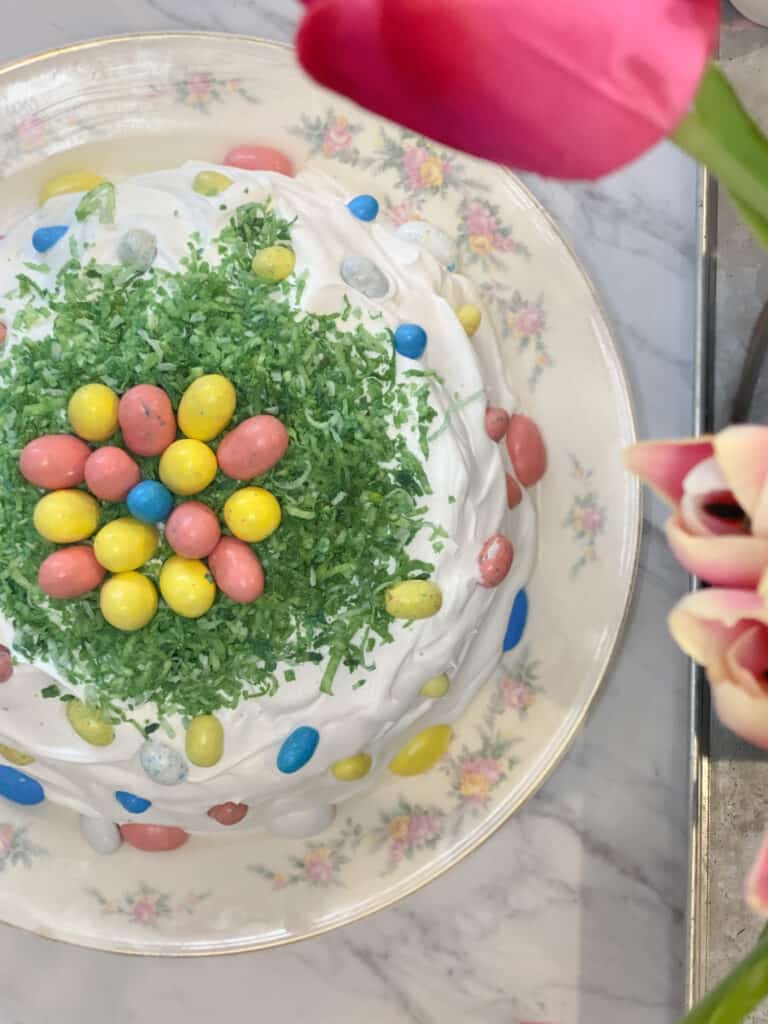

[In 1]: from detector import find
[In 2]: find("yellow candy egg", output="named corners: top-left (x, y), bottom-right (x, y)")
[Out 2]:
top-left (40, 170), bottom-right (104, 206)
top-left (159, 556), bottom-right (216, 619)
top-left (224, 487), bottom-right (282, 542)
top-left (33, 490), bottom-right (99, 543)
top-left (420, 673), bottom-right (450, 698)
top-left (159, 439), bottom-right (217, 496)
top-left (93, 517), bottom-right (159, 573)
top-left (68, 383), bottom-right (119, 442)
top-left (251, 246), bottom-right (296, 283)
top-left (0, 743), bottom-right (34, 766)
top-left (385, 580), bottom-right (443, 620)
top-left (65, 699), bottom-right (115, 747)
top-left (192, 170), bottom-right (232, 197)
top-left (100, 572), bottom-right (158, 632)
top-left (331, 753), bottom-right (372, 782)
top-left (456, 304), bottom-right (482, 337)
top-left (185, 714), bottom-right (224, 767)
top-left (178, 374), bottom-right (237, 442)
top-left (389, 725), bottom-right (453, 777)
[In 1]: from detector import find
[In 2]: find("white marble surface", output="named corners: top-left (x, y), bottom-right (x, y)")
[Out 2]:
top-left (0, 4), bottom-right (697, 1022)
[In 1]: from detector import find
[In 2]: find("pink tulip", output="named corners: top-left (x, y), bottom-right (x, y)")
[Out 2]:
top-left (297, 0), bottom-right (719, 179)
top-left (747, 832), bottom-right (768, 917)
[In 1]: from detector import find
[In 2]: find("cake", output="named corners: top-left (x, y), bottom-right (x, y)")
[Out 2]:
top-left (0, 154), bottom-right (544, 853)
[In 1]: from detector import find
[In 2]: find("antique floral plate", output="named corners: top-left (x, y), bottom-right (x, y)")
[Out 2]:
top-left (0, 34), bottom-right (639, 953)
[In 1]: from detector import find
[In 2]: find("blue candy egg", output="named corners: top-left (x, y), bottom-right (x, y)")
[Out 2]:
top-left (277, 726), bottom-right (320, 774)
top-left (394, 323), bottom-right (427, 360)
top-left (127, 481), bottom-right (174, 524)
top-left (0, 765), bottom-right (44, 806)
top-left (347, 194), bottom-right (379, 222)
top-left (139, 740), bottom-right (188, 786)
top-left (115, 790), bottom-right (152, 814)
top-left (503, 588), bottom-right (528, 652)
top-left (32, 225), bottom-right (69, 254)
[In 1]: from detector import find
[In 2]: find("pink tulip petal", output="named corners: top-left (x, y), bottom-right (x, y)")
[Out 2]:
top-left (668, 588), bottom-right (767, 681)
top-left (714, 425), bottom-right (768, 522)
top-left (624, 439), bottom-right (713, 505)
top-left (666, 516), bottom-right (768, 587)
top-left (297, 0), bottom-right (719, 179)
top-left (712, 677), bottom-right (768, 751)
top-left (746, 832), bottom-right (768, 916)
top-left (752, 486), bottom-right (768, 539)
top-left (679, 490), bottom-right (746, 537)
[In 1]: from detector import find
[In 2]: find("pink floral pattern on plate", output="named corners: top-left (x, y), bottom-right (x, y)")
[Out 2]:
top-left (0, 823), bottom-right (46, 871)
top-left (442, 731), bottom-right (518, 824)
top-left (564, 455), bottom-right (607, 576)
top-left (479, 283), bottom-right (552, 391)
top-left (457, 197), bottom-right (531, 266)
top-left (86, 882), bottom-right (209, 927)
top-left (373, 798), bottom-right (446, 872)
top-left (491, 649), bottom-right (542, 720)
top-left (289, 109), bottom-right (365, 165)
top-left (146, 72), bottom-right (259, 111)
top-left (249, 819), bottom-right (364, 889)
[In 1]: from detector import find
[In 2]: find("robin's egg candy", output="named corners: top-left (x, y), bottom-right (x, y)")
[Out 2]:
top-left (251, 245), bottom-right (295, 283)
top-left (217, 414), bottom-right (289, 481)
top-left (117, 229), bottom-right (157, 272)
top-left (120, 823), bottom-right (189, 852)
top-left (159, 439), bottom-right (217, 496)
top-left (38, 546), bottom-right (106, 599)
top-left (159, 556), bottom-right (216, 619)
top-left (20, 434), bottom-right (92, 490)
top-left (40, 170), bottom-right (104, 206)
top-left (477, 534), bottom-right (514, 587)
top-left (118, 385), bottom-right (176, 457)
top-left (140, 741), bottom-right (188, 786)
top-left (34, 490), bottom-right (99, 544)
top-left (166, 501), bottom-right (220, 559)
top-left (208, 537), bottom-right (265, 603)
top-left (32, 225), bottom-right (69, 253)
top-left (94, 518), bottom-right (159, 573)
top-left (347, 194), bottom-right (379, 222)
top-left (224, 144), bottom-right (294, 175)
top-left (394, 323), bottom-right (427, 360)
top-left (185, 714), bottom-right (224, 767)
top-left (192, 170), bottom-right (233, 197)
top-left (340, 254), bottom-right (390, 299)
top-left (127, 481), bottom-right (174, 524)
top-left (100, 572), bottom-right (158, 631)
top-left (68, 383), bottom-right (119, 442)
top-left (385, 580), bottom-right (443, 619)
top-left (457, 304), bottom-right (482, 337)
top-left (396, 220), bottom-right (457, 269)
top-left (66, 699), bottom-right (115, 747)
top-left (484, 407), bottom-right (509, 443)
top-left (178, 374), bottom-right (237, 442)
top-left (84, 447), bottom-right (141, 502)
top-left (224, 487), bottom-right (281, 542)
top-left (505, 414), bottom-right (547, 487)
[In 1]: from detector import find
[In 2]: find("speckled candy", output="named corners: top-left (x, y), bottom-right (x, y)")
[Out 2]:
top-left (385, 580), bottom-right (443, 619)
top-left (331, 753), bottom-right (372, 782)
top-left (127, 481), bottom-right (174, 524)
top-left (0, 766), bottom-right (44, 805)
top-left (80, 815), bottom-right (122, 855)
top-left (506, 473), bottom-right (523, 510)
top-left (66, 699), bottom-right (115, 747)
top-left (477, 534), bottom-right (514, 587)
top-left (484, 408), bottom-right (509, 444)
top-left (117, 229), bottom-right (157, 272)
top-left (394, 323), bottom-right (427, 359)
top-left (119, 385), bottom-right (176, 457)
top-left (340, 255), bottom-right (389, 299)
top-left (224, 144), bottom-right (294, 175)
top-left (420, 673), bottom-right (450, 698)
top-left (251, 246), bottom-right (295, 283)
top-left (277, 726), bottom-right (320, 774)
top-left (20, 434), bottom-right (91, 490)
top-left (503, 589), bottom-right (529, 651)
top-left (389, 725), bottom-right (452, 776)
top-left (207, 801), bottom-right (249, 826)
top-left (140, 740), bottom-right (189, 786)
top-left (33, 490), bottom-right (100, 544)
top-left (185, 715), bottom-right (224, 767)
top-left (166, 501), bottom-right (221, 558)
top-left (115, 790), bottom-right (152, 814)
top-left (347, 194), bottom-right (379, 221)
top-left (192, 170), bottom-right (232, 197)
top-left (217, 415), bottom-right (289, 481)
top-left (120, 823), bottom-right (189, 852)
top-left (84, 446), bottom-right (141, 501)
top-left (0, 647), bottom-right (12, 683)
top-left (505, 414), bottom-right (547, 487)
top-left (32, 225), bottom-right (69, 253)
top-left (38, 546), bottom-right (106, 599)
top-left (68, 383), bottom-right (119, 443)
top-left (0, 744), bottom-right (33, 766)
top-left (208, 537), bottom-right (265, 604)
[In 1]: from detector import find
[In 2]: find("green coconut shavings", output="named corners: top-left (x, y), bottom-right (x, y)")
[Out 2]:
top-left (75, 182), bottom-right (116, 225)
top-left (0, 201), bottom-right (440, 718)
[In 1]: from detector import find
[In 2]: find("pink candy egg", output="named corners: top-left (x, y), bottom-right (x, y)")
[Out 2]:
top-left (0, 322), bottom-right (7, 346)
top-left (0, 646), bottom-right (12, 683)
top-left (119, 385), bottom-right (177, 457)
top-left (505, 414), bottom-right (547, 487)
top-left (208, 537), bottom-right (265, 604)
top-left (120, 824), bottom-right (190, 852)
top-left (84, 446), bottom-right (141, 501)
top-left (217, 415), bottom-right (289, 481)
top-left (485, 407), bottom-right (509, 443)
top-left (20, 434), bottom-right (91, 490)
top-left (506, 473), bottom-right (523, 510)
top-left (38, 546), bottom-right (106, 599)
top-left (477, 534), bottom-right (514, 588)
top-left (166, 501), bottom-right (221, 558)
top-left (207, 801), bottom-right (249, 826)
top-left (224, 144), bottom-right (294, 176)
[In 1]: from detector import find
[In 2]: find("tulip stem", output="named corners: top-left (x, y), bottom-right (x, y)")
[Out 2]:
top-left (679, 924), bottom-right (768, 1023)
top-left (673, 62), bottom-right (768, 248)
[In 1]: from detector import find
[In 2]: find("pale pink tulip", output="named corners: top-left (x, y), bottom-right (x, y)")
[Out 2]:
top-left (747, 832), bottom-right (768, 917)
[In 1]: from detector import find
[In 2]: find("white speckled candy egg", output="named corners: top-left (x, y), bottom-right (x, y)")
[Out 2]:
top-left (80, 814), bottom-right (123, 855)
top-left (266, 803), bottom-right (336, 839)
top-left (396, 220), bottom-right (457, 269)
top-left (340, 255), bottom-right (390, 300)
top-left (139, 740), bottom-right (189, 786)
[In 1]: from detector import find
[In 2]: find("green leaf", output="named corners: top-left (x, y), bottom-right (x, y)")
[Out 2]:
top-left (680, 927), bottom-right (768, 1023)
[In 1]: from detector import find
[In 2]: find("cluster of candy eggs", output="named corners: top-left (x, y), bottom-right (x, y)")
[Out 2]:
top-left (21, 373), bottom-right (289, 631)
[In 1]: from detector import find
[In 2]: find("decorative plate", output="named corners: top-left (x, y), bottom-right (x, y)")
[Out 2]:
top-left (0, 33), bottom-right (639, 953)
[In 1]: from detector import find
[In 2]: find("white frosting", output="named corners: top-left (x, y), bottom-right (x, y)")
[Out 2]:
top-left (0, 163), bottom-right (536, 835)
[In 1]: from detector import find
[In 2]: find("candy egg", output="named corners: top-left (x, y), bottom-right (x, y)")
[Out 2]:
top-left (40, 170), bottom-right (104, 206)
top-left (251, 245), bottom-right (296, 283)
top-left (94, 517), bottom-right (159, 573)
top-left (385, 580), bottom-right (443, 619)
top-left (159, 556), bottom-right (216, 618)
top-left (478, 534), bottom-right (514, 587)
top-left (0, 322), bottom-right (6, 346)
top-left (32, 225), bottom-right (69, 253)
top-left (84, 446), bottom-right (141, 501)
top-left (185, 714), bottom-right (224, 767)
top-left (120, 823), bottom-right (189, 851)
top-left (457, 304), bottom-right (482, 336)
top-left (66, 699), bottom-right (115, 747)
top-left (20, 434), bottom-right (91, 490)
top-left (192, 170), bottom-right (232, 196)
top-left (506, 473), bottom-right (523, 510)
top-left (420, 673), bottom-right (450, 698)
top-left (394, 323), bottom-right (427, 359)
top-left (208, 537), bottom-right (265, 603)
top-left (100, 572), bottom-right (158, 632)
top-left (118, 385), bottom-right (176, 457)
top-left (277, 726), bottom-right (320, 774)
top-left (396, 220), bottom-right (457, 268)
top-left (68, 383), bottom-right (119, 442)
top-left (340, 254), bottom-right (390, 299)
top-left (166, 501), bottom-right (221, 558)
top-left (0, 744), bottom-right (34, 766)
top-left (159, 439), bottom-right (217, 496)
top-left (39, 545), bottom-right (106, 599)
top-left (0, 647), bottom-right (12, 684)
top-left (503, 589), bottom-right (528, 651)
top-left (117, 229), bottom-right (157, 272)
top-left (224, 487), bottom-right (281, 542)
top-left (0, 766), bottom-right (44, 805)
top-left (347, 194), bottom-right (379, 222)
top-left (505, 414), bottom-right (547, 487)
top-left (115, 791), bottom-right (151, 814)
top-left (33, 490), bottom-right (99, 543)
top-left (484, 407), bottom-right (509, 443)
top-left (207, 801), bottom-right (248, 826)
top-left (224, 144), bottom-right (294, 175)
top-left (389, 725), bottom-right (453, 776)
top-left (140, 741), bottom-right (188, 786)
top-left (80, 815), bottom-right (122, 855)
top-left (178, 374), bottom-right (237, 441)
top-left (127, 481), bottom-right (174, 524)
top-left (331, 753), bottom-right (372, 782)
top-left (217, 414), bottom-right (289, 481)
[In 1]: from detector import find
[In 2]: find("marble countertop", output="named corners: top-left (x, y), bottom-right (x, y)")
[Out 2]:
top-left (0, 4), bottom-right (697, 1023)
